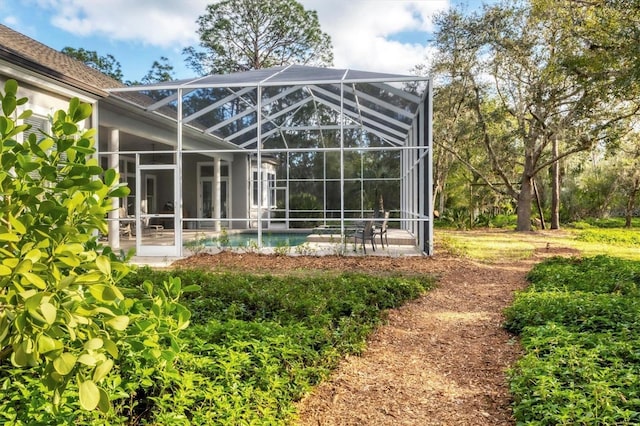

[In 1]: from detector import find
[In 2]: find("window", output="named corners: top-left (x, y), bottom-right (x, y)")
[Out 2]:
top-left (252, 171), bottom-right (259, 206)
top-left (21, 115), bottom-right (48, 143)
top-left (120, 158), bottom-right (136, 214)
top-left (268, 172), bottom-right (276, 207)
top-left (252, 168), bottom-right (277, 207)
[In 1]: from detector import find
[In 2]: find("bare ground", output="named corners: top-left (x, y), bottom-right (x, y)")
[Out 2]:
top-left (172, 245), bottom-right (580, 426)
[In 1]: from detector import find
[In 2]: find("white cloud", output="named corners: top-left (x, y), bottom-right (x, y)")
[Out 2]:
top-left (30, 0), bottom-right (208, 47)
top-left (19, 0), bottom-right (448, 74)
top-left (301, 0), bottom-right (448, 74)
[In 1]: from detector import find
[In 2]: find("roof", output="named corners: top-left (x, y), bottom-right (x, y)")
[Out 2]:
top-left (0, 23), bottom-right (430, 150)
top-left (110, 64), bottom-right (430, 149)
top-left (115, 64), bottom-right (429, 90)
top-left (0, 24), bottom-right (125, 96)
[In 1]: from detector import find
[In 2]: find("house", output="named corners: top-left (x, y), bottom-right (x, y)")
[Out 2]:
top-left (0, 24), bottom-right (433, 257)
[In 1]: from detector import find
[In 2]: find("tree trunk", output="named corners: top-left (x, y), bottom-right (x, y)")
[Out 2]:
top-left (516, 176), bottom-right (533, 231)
top-left (551, 135), bottom-right (560, 229)
top-left (533, 179), bottom-right (546, 230)
top-left (625, 176), bottom-right (640, 228)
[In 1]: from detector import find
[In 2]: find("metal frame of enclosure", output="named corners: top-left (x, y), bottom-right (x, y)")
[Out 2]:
top-left (106, 65), bottom-right (432, 256)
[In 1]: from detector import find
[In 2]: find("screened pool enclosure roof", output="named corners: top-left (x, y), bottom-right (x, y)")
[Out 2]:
top-left (109, 64), bottom-right (429, 150)
top-left (107, 64), bottom-right (433, 255)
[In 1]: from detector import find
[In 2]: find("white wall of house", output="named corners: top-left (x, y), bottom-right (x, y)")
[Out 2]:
top-left (231, 153), bottom-right (249, 230)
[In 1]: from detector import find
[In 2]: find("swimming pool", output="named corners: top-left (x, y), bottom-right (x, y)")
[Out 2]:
top-left (204, 232), bottom-right (310, 248)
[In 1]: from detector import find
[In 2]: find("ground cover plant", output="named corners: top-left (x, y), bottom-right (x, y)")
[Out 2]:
top-left (119, 268), bottom-right (432, 424)
top-left (504, 255), bottom-right (640, 425)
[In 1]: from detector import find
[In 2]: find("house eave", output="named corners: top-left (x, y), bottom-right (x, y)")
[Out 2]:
top-left (0, 47), bottom-right (108, 98)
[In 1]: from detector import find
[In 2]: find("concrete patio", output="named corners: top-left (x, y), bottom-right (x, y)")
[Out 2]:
top-left (116, 227), bottom-right (423, 267)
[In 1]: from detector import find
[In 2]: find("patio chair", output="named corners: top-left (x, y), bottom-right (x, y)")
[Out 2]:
top-left (373, 211), bottom-right (390, 248)
top-left (352, 220), bottom-right (376, 254)
top-left (141, 201), bottom-right (164, 237)
top-left (119, 207), bottom-right (133, 239)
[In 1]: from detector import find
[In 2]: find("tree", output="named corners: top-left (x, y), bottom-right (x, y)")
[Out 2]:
top-left (127, 56), bottom-right (177, 103)
top-left (61, 47), bottom-right (124, 82)
top-left (427, 1), bottom-right (639, 231)
top-left (141, 56), bottom-right (175, 84)
top-left (534, 0), bottom-right (640, 102)
top-left (183, 0), bottom-right (333, 75)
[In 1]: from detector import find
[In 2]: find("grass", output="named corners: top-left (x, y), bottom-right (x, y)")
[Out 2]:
top-left (437, 227), bottom-right (640, 262)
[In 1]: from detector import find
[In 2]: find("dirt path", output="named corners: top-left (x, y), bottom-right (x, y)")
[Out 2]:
top-left (294, 255), bottom-right (534, 425)
top-left (173, 247), bottom-right (578, 425)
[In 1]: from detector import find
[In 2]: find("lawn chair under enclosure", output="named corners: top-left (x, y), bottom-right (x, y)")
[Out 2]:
top-left (352, 220), bottom-right (376, 254)
top-left (374, 211), bottom-right (390, 248)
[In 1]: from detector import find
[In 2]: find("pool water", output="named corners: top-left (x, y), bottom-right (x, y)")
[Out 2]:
top-left (206, 232), bottom-right (309, 248)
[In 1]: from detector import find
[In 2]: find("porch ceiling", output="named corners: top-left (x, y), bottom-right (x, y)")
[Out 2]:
top-left (107, 64), bottom-right (430, 150)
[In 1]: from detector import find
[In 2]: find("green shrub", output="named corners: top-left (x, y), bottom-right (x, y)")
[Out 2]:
top-left (506, 255), bottom-right (640, 425)
top-left (582, 217), bottom-right (640, 228)
top-left (490, 214), bottom-right (518, 229)
top-left (504, 291), bottom-right (640, 334)
top-left (120, 268), bottom-right (432, 423)
top-left (123, 268), bottom-right (430, 326)
top-left (510, 324), bottom-right (640, 425)
top-left (525, 255), bottom-right (640, 295)
top-left (286, 192), bottom-right (323, 228)
top-left (0, 81), bottom-right (194, 425)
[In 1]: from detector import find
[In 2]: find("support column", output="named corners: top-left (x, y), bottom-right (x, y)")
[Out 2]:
top-left (214, 157), bottom-right (221, 231)
top-left (107, 128), bottom-right (120, 249)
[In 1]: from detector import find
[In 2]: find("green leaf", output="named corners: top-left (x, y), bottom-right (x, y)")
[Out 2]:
top-left (58, 255), bottom-right (81, 268)
top-left (24, 248), bottom-right (42, 263)
top-left (0, 264), bottom-right (12, 276)
top-left (103, 338), bottom-right (119, 358)
top-left (106, 315), bottom-right (129, 331)
top-left (15, 259), bottom-right (32, 274)
top-left (83, 179), bottom-right (104, 190)
top-left (4, 79), bottom-right (18, 96)
top-left (85, 338), bottom-right (104, 351)
top-left (9, 213), bottom-right (26, 234)
top-left (107, 186), bottom-right (130, 198)
top-left (104, 168), bottom-right (116, 186)
top-left (38, 137), bottom-right (54, 152)
top-left (79, 380), bottom-right (100, 411)
top-left (60, 122), bottom-right (77, 135)
top-left (40, 302), bottom-right (57, 324)
top-left (24, 291), bottom-right (44, 311)
top-left (2, 94), bottom-right (16, 116)
top-left (0, 117), bottom-right (10, 136)
top-left (97, 387), bottom-right (111, 413)
top-left (89, 284), bottom-right (118, 302)
top-left (93, 358), bottom-right (114, 383)
top-left (75, 272), bottom-right (103, 283)
top-left (37, 334), bottom-right (59, 354)
top-left (53, 353), bottom-right (77, 375)
top-left (78, 354), bottom-right (98, 366)
top-left (18, 109), bottom-right (33, 120)
top-left (72, 145), bottom-right (95, 155)
top-left (11, 341), bottom-right (29, 367)
top-left (22, 272), bottom-right (47, 290)
top-left (0, 233), bottom-right (20, 242)
top-left (95, 256), bottom-right (111, 276)
top-left (57, 138), bottom-right (73, 152)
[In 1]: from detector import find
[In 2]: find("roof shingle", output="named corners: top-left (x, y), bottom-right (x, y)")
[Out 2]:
top-left (0, 24), bottom-right (124, 96)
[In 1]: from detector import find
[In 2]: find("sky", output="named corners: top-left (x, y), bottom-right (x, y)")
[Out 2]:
top-left (0, 0), bottom-right (490, 83)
